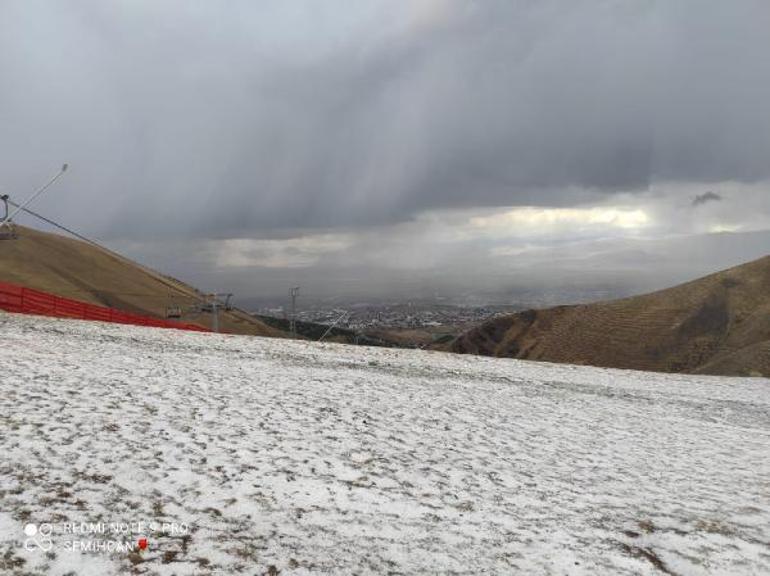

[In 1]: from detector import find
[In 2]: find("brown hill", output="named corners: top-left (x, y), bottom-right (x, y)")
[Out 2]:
top-left (450, 256), bottom-right (770, 377)
top-left (0, 225), bottom-right (284, 338)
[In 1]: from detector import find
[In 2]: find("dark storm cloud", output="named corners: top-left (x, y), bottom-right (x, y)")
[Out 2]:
top-left (692, 191), bottom-right (722, 207)
top-left (0, 0), bottom-right (769, 240)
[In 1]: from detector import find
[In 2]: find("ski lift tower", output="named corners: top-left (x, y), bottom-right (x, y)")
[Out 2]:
top-left (202, 292), bottom-right (233, 333)
top-left (0, 164), bottom-right (68, 240)
top-left (0, 195), bottom-right (15, 240)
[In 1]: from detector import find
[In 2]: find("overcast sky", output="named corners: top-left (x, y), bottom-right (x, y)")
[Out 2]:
top-left (1, 1), bottom-right (769, 303)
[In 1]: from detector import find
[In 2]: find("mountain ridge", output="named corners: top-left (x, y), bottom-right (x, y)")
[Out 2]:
top-left (0, 225), bottom-right (284, 337)
top-left (450, 255), bottom-right (770, 376)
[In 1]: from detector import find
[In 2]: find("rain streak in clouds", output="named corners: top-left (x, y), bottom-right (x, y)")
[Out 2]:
top-left (1, 0), bottom-right (769, 299)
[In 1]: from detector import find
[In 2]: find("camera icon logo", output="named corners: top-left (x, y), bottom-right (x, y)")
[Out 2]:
top-left (24, 523), bottom-right (53, 552)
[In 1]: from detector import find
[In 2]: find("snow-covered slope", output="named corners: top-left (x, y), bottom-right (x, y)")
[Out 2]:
top-left (1, 313), bottom-right (768, 575)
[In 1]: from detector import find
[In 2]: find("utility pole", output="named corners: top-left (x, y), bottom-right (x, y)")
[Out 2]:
top-left (290, 286), bottom-right (300, 337)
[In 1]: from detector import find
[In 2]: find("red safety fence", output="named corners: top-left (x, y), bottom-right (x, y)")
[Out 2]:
top-left (0, 281), bottom-right (210, 333)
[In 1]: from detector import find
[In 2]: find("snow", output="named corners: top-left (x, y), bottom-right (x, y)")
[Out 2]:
top-left (1, 312), bottom-right (768, 575)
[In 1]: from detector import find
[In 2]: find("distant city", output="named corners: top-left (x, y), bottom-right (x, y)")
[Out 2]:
top-left (250, 284), bottom-right (632, 331)
top-left (294, 304), bottom-right (519, 330)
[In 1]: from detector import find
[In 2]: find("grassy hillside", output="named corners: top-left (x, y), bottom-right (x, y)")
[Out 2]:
top-left (0, 225), bottom-right (284, 337)
top-left (451, 255), bottom-right (770, 376)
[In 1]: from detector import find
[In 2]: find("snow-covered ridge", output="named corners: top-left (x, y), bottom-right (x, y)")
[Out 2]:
top-left (1, 313), bottom-right (768, 575)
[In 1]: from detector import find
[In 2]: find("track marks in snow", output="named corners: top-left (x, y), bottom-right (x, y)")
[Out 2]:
top-left (1, 314), bottom-right (769, 575)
